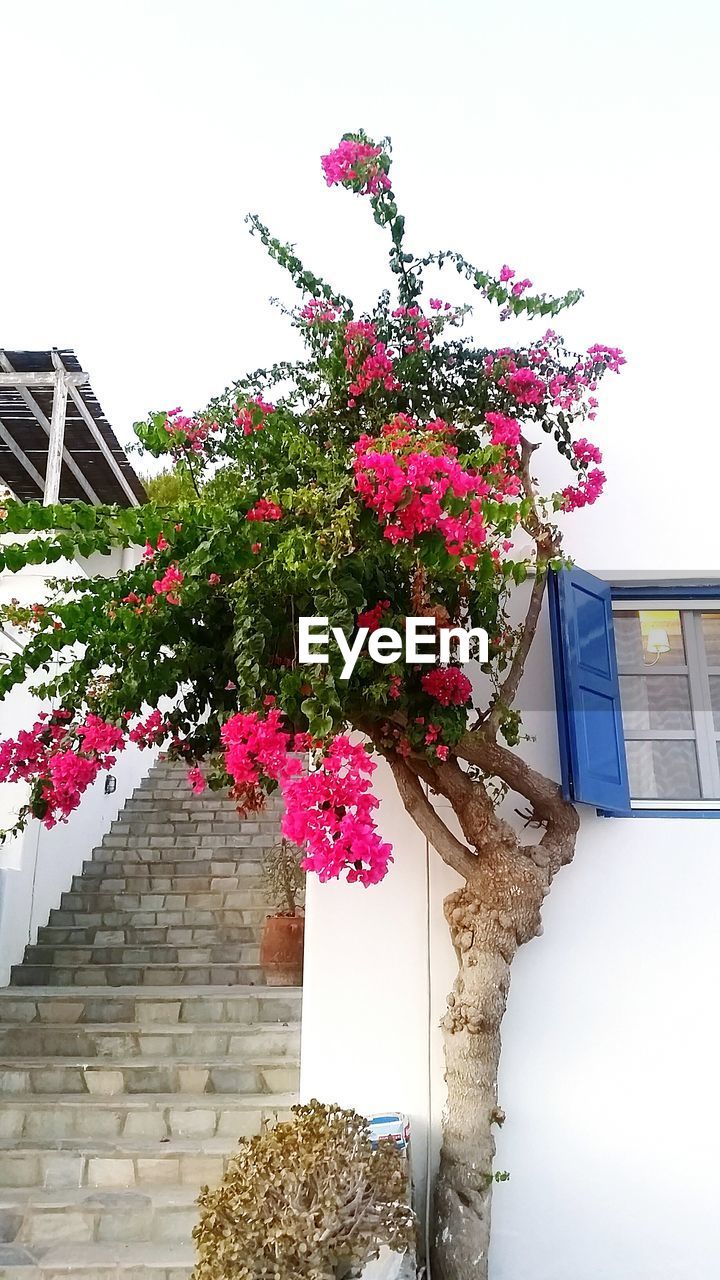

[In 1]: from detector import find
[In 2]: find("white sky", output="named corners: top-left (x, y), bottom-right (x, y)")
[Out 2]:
top-left (2, 0), bottom-right (719, 564)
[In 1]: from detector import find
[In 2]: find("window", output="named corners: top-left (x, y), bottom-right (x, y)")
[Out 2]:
top-left (548, 568), bottom-right (720, 816)
top-left (614, 606), bottom-right (720, 806)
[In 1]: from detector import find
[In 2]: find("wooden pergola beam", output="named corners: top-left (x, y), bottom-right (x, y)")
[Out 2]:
top-left (0, 352), bottom-right (100, 505)
top-left (0, 371), bottom-right (89, 387)
top-left (0, 416), bottom-right (45, 494)
top-left (65, 381), bottom-right (140, 507)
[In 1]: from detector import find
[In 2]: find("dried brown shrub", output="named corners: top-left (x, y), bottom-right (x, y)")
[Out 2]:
top-left (192, 1099), bottom-right (416, 1280)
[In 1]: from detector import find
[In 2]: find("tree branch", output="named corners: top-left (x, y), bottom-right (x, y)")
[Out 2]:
top-left (455, 732), bottom-right (576, 830)
top-left (487, 566), bottom-right (548, 737)
top-left (386, 755), bottom-right (478, 881)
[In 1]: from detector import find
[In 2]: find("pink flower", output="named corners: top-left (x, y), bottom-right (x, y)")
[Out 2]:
top-left (499, 265), bottom-right (515, 282)
top-left (357, 601), bottom-right (390, 632)
top-left (506, 366), bottom-right (545, 406)
top-left (301, 299), bottom-right (339, 323)
top-left (511, 278), bottom-right (532, 297)
top-left (187, 766), bottom-right (206, 795)
top-left (485, 411), bottom-right (521, 447)
top-left (282, 736), bottom-right (392, 885)
top-left (572, 438), bottom-right (603, 465)
top-left (321, 139), bottom-right (391, 196)
top-left (208, 573), bottom-right (221, 586)
top-left (246, 499), bottom-right (283, 522)
top-left (152, 564), bottom-right (184, 605)
top-left (421, 666), bottom-right (473, 707)
top-left (561, 466), bottom-right (606, 511)
top-left (164, 411), bottom-right (213, 454)
top-left (354, 417), bottom-right (489, 563)
top-left (129, 710), bottom-right (170, 748)
top-left (234, 398), bottom-right (275, 436)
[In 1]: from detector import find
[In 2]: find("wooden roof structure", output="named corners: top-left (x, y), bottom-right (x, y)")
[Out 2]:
top-left (0, 349), bottom-right (147, 507)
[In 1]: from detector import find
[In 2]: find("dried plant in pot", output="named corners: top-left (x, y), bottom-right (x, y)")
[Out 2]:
top-left (192, 1099), bottom-right (416, 1280)
top-left (260, 837), bottom-right (305, 985)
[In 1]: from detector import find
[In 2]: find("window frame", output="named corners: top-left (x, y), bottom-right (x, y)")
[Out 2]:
top-left (606, 584), bottom-right (720, 817)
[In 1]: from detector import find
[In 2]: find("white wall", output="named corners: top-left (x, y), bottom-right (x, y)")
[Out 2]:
top-left (0, 549), bottom-right (156, 984)
top-left (301, 456), bottom-right (720, 1274)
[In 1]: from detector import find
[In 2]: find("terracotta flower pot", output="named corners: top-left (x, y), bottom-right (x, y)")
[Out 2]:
top-left (260, 912), bottom-right (305, 986)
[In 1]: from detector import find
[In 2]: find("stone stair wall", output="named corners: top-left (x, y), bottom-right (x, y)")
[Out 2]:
top-left (0, 758), bottom-right (301, 1279)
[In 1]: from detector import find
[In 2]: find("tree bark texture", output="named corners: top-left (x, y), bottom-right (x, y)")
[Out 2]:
top-left (431, 844), bottom-right (548, 1280)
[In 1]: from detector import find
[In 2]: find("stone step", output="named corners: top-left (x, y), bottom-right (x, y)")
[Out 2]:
top-left (0, 987), bottom-right (299, 1028)
top-left (22, 943), bottom-right (261, 968)
top-left (57, 889), bottom-right (267, 912)
top-left (36, 923), bottom-right (258, 947)
top-left (10, 962), bottom-right (265, 988)
top-left (89, 844), bottom-right (270, 864)
top-left (0, 1239), bottom-right (195, 1278)
top-left (0, 1139), bottom-right (236, 1191)
top-left (81, 857), bottom-right (264, 878)
top-left (0, 1185), bottom-right (201, 1248)
top-left (107, 813), bottom-right (280, 831)
top-left (0, 1021), bottom-right (300, 1061)
top-left (68, 875), bottom-right (263, 897)
top-left (48, 906), bottom-right (268, 929)
top-left (0, 1055), bottom-right (299, 1096)
top-left (0, 1091), bottom-right (295, 1141)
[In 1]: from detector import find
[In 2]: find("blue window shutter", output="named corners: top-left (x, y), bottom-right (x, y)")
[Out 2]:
top-left (548, 567), bottom-right (630, 813)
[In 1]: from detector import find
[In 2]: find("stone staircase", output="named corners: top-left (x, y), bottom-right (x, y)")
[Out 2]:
top-left (0, 759), bottom-right (301, 1279)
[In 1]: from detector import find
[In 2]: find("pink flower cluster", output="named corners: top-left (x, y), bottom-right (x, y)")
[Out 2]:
top-left (129, 709), bottom-right (170, 748)
top-left (561, 467), bottom-right (606, 511)
top-left (391, 305), bottom-right (431, 355)
top-left (282, 736), bottom-right (392, 885)
top-left (572, 438), bottom-right (603, 465)
top-left (221, 707), bottom-right (300, 789)
top-left (498, 266), bottom-right (533, 296)
top-left (353, 416), bottom-right (488, 558)
top-left (164, 408), bottom-right (213, 454)
top-left (187, 766), bottom-right (206, 794)
top-left (357, 600), bottom-right (391, 631)
top-left (344, 320), bottom-right (399, 403)
top-left (246, 499), bottom-right (283, 522)
top-left (505, 365), bottom-right (546, 406)
top-left (220, 710), bottom-right (392, 886)
top-left (300, 299), bottom-right (339, 323)
top-left (587, 343), bottom-right (626, 374)
top-left (485, 411), bottom-right (521, 448)
top-left (522, 333), bottom-right (625, 420)
top-left (143, 533), bottom-right (169, 559)
top-left (0, 712), bottom-right (125, 829)
top-left (321, 140), bottom-right (391, 196)
top-left (234, 398), bottom-right (275, 436)
top-left (152, 564), bottom-right (184, 605)
top-left (421, 666), bottom-right (473, 707)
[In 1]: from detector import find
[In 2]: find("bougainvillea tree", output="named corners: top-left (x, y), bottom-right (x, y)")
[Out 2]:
top-left (0, 132), bottom-right (623, 1280)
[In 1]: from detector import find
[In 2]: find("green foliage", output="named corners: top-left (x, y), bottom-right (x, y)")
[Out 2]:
top-left (0, 131), bottom-right (613, 814)
top-left (140, 465), bottom-right (196, 505)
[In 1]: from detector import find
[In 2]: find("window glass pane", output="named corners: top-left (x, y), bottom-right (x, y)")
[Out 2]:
top-left (701, 614), bottom-right (720, 666)
top-left (614, 610), bottom-right (685, 668)
top-left (619, 675), bottom-right (694, 732)
top-left (626, 740), bottom-right (701, 800)
top-left (709, 676), bottom-right (720, 732)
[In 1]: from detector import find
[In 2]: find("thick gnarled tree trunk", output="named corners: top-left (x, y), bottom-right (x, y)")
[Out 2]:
top-left (385, 742), bottom-right (579, 1280)
top-left (432, 868), bottom-right (540, 1280)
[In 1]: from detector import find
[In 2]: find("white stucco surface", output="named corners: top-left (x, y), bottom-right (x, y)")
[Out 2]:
top-left (0, 550), bottom-right (157, 983)
top-left (301, 370), bottom-right (720, 1274)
